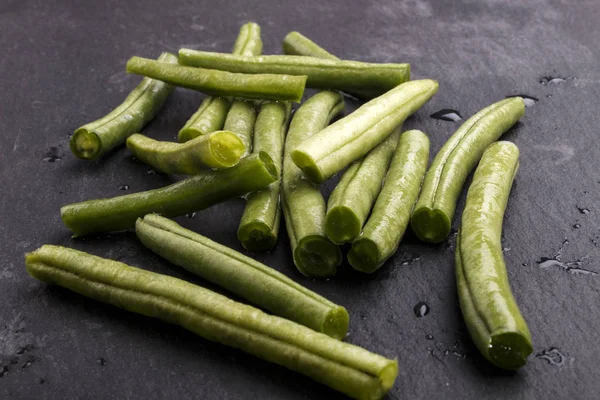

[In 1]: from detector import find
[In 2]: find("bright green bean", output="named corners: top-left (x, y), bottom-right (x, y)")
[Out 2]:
top-left (126, 130), bottom-right (245, 174)
top-left (326, 129), bottom-right (401, 245)
top-left (60, 152), bottom-right (277, 236)
top-left (282, 92), bottom-right (344, 278)
top-left (126, 56), bottom-right (306, 102)
top-left (292, 80), bottom-right (438, 183)
top-left (348, 130), bottom-right (430, 273)
top-left (455, 141), bottom-right (532, 370)
top-left (70, 52), bottom-right (176, 160)
top-left (178, 49), bottom-right (410, 99)
top-left (411, 97), bottom-right (525, 243)
top-left (136, 214), bottom-right (348, 338)
top-left (223, 100), bottom-right (257, 155)
top-left (178, 22), bottom-right (263, 143)
top-left (238, 102), bottom-right (291, 251)
top-left (25, 245), bottom-right (397, 400)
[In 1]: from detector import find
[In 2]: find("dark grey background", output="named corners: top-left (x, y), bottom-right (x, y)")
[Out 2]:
top-left (1, 0), bottom-right (599, 399)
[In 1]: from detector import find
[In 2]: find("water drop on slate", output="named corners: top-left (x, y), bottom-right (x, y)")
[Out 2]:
top-left (43, 147), bottom-right (62, 162)
top-left (414, 302), bottom-right (430, 317)
top-left (430, 109), bottom-right (462, 122)
top-left (507, 95), bottom-right (538, 107)
top-left (576, 206), bottom-right (590, 215)
top-left (119, 185), bottom-right (129, 191)
top-left (540, 76), bottom-right (566, 85)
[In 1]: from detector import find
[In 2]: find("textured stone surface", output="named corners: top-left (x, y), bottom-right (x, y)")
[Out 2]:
top-left (1, 0), bottom-right (599, 398)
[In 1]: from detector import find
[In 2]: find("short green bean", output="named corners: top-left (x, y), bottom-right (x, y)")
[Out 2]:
top-left (25, 245), bottom-right (397, 400)
top-left (238, 101), bottom-right (291, 251)
top-left (70, 52), bottom-right (177, 160)
top-left (136, 214), bottom-right (348, 338)
top-left (292, 79), bottom-right (438, 183)
top-left (61, 152), bottom-right (277, 236)
top-left (326, 129), bottom-right (401, 245)
top-left (126, 130), bottom-right (245, 174)
top-left (282, 91), bottom-right (344, 278)
top-left (178, 49), bottom-right (410, 99)
top-left (348, 130), bottom-right (430, 273)
top-left (223, 100), bottom-right (257, 154)
top-left (455, 141), bottom-right (532, 370)
top-left (411, 97), bottom-right (525, 243)
top-left (126, 56), bottom-right (306, 102)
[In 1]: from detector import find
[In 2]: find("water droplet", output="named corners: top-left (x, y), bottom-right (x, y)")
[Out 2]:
top-left (441, 329), bottom-right (448, 333)
top-left (425, 334), bottom-right (434, 340)
top-left (576, 206), bottom-right (590, 214)
top-left (43, 147), bottom-right (62, 162)
top-left (185, 212), bottom-right (197, 218)
top-left (360, 314), bottom-right (366, 320)
top-left (430, 109), bottom-right (462, 122)
top-left (537, 240), bottom-right (597, 276)
top-left (119, 185), bottom-right (129, 191)
top-left (414, 302), bottom-right (430, 317)
top-left (502, 247), bottom-right (511, 253)
top-left (123, 114), bottom-right (133, 121)
top-left (507, 95), bottom-right (538, 107)
top-left (540, 76), bottom-right (566, 85)
top-left (522, 262), bottom-right (529, 267)
top-left (146, 169), bottom-right (157, 175)
top-left (21, 359), bottom-right (33, 369)
top-left (39, 378), bottom-right (45, 384)
top-left (0, 365), bottom-right (8, 378)
top-left (536, 347), bottom-right (565, 366)
top-left (400, 253), bottom-right (421, 266)
top-left (573, 223), bottom-right (581, 229)
top-left (97, 358), bottom-right (106, 366)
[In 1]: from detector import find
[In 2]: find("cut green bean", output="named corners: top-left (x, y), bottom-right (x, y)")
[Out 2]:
top-left (292, 79), bottom-right (438, 183)
top-left (126, 56), bottom-right (306, 102)
top-left (238, 102), bottom-right (291, 251)
top-left (126, 130), bottom-right (245, 174)
top-left (70, 52), bottom-right (177, 160)
top-left (178, 49), bottom-right (410, 99)
top-left (26, 245), bottom-right (397, 400)
top-left (223, 100), bottom-right (257, 155)
top-left (61, 152), bottom-right (277, 236)
top-left (282, 31), bottom-right (372, 100)
top-left (282, 91), bottom-right (344, 278)
top-left (178, 22), bottom-right (263, 143)
top-left (411, 97), bottom-right (525, 243)
top-left (348, 130), bottom-right (430, 273)
top-left (326, 129), bottom-right (401, 245)
top-left (136, 214), bottom-right (348, 338)
top-left (456, 141), bottom-right (532, 370)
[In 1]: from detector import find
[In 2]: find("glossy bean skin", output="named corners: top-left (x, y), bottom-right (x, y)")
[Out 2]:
top-left (281, 31), bottom-right (372, 100)
top-left (238, 102), bottom-right (291, 251)
top-left (70, 52), bottom-right (177, 160)
top-left (25, 245), bottom-right (397, 400)
top-left (136, 214), bottom-right (348, 338)
top-left (223, 100), bottom-right (257, 155)
top-left (455, 141), bottom-right (532, 370)
top-left (61, 152), bottom-right (277, 236)
top-left (178, 49), bottom-right (410, 99)
top-left (292, 80), bottom-right (438, 183)
top-left (348, 130), bottom-right (430, 273)
top-left (178, 22), bottom-right (263, 143)
top-left (326, 129), bottom-right (401, 245)
top-left (411, 97), bottom-right (525, 243)
top-left (126, 130), bottom-right (245, 174)
top-left (282, 92), bottom-right (344, 278)
top-left (126, 56), bottom-right (306, 102)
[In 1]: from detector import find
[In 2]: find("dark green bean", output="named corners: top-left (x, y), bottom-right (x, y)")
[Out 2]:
top-left (223, 100), bottom-right (257, 155)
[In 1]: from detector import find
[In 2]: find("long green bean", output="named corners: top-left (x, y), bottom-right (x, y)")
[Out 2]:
top-left (70, 52), bottom-right (177, 160)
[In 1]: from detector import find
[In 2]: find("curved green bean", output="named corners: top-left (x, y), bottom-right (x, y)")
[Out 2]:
top-left (282, 91), bottom-right (345, 278)
top-left (70, 52), bottom-right (177, 160)
top-left (179, 22), bottom-right (263, 143)
top-left (326, 129), bottom-right (401, 245)
top-left (61, 152), bottom-right (277, 236)
top-left (126, 56), bottom-right (306, 102)
top-left (281, 31), bottom-right (372, 100)
top-left (238, 101), bottom-right (291, 251)
top-left (348, 130), bottom-right (430, 273)
top-left (456, 141), bottom-right (532, 370)
top-left (178, 49), bottom-right (410, 99)
top-left (411, 97), bottom-right (525, 243)
top-left (136, 214), bottom-right (348, 338)
top-left (126, 130), bottom-right (245, 174)
top-left (292, 79), bottom-right (438, 183)
top-left (223, 100), bottom-right (257, 154)
top-left (25, 245), bottom-right (397, 400)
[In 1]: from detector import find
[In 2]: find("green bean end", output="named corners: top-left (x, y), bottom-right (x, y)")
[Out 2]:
top-left (325, 206), bottom-right (362, 245)
top-left (237, 221), bottom-right (278, 252)
top-left (410, 207), bottom-right (451, 243)
top-left (290, 150), bottom-right (324, 183)
top-left (488, 332), bottom-right (533, 370)
top-left (294, 235), bottom-right (341, 278)
top-left (70, 129), bottom-right (103, 160)
top-left (347, 238), bottom-right (381, 274)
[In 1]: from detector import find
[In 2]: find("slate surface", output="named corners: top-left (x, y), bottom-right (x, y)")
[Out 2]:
top-left (1, 0), bottom-right (599, 399)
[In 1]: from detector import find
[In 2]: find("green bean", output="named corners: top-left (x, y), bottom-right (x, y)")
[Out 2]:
top-left (136, 214), bottom-right (348, 338)
top-left (70, 52), bottom-right (176, 160)
top-left (411, 97), bottom-right (525, 243)
top-left (455, 141), bottom-right (532, 370)
top-left (282, 91), bottom-right (344, 278)
top-left (223, 100), bottom-right (257, 154)
top-left (26, 245), bottom-right (397, 399)
top-left (292, 79), bottom-right (438, 183)
top-left (281, 31), bottom-right (372, 100)
top-left (178, 22), bottom-right (263, 143)
top-left (126, 130), bottom-right (245, 174)
top-left (178, 49), bottom-right (410, 99)
top-left (326, 129), bottom-right (401, 245)
top-left (61, 152), bottom-right (277, 237)
top-left (348, 130), bottom-right (430, 273)
top-left (238, 102), bottom-right (291, 251)
top-left (126, 56), bottom-right (306, 102)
